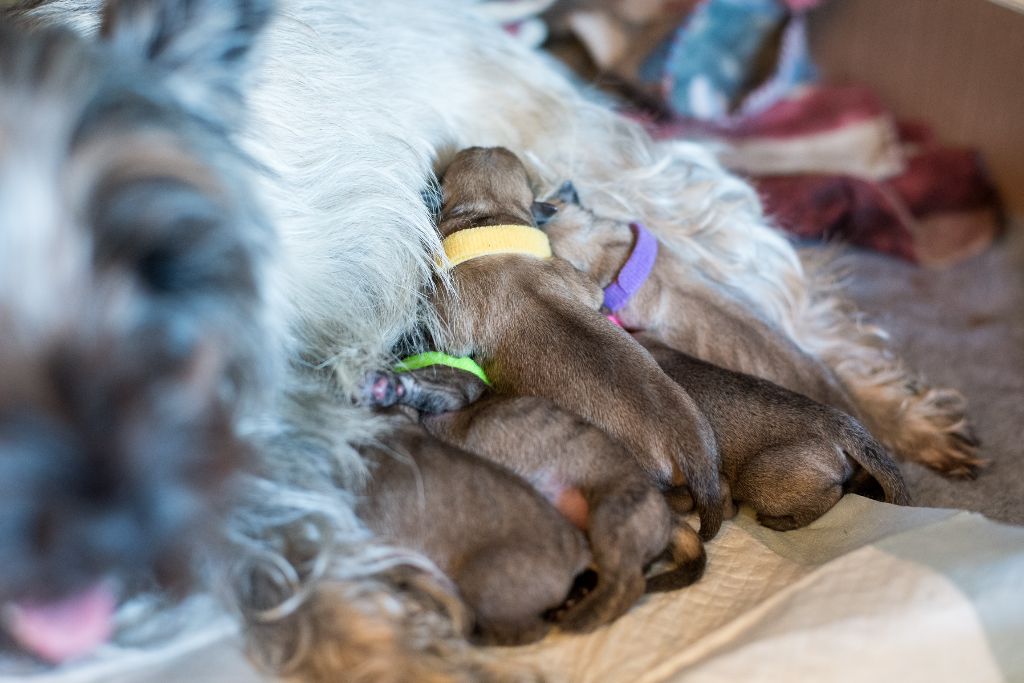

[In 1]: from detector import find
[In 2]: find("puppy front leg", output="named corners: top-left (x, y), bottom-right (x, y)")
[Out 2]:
top-left (487, 305), bottom-right (724, 539)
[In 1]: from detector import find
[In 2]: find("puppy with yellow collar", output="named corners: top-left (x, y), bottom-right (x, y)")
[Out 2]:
top-left (428, 147), bottom-right (724, 541)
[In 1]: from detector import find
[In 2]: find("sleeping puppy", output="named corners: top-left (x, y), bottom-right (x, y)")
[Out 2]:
top-left (638, 335), bottom-right (912, 530)
top-left (540, 181), bottom-right (854, 410)
top-left (355, 408), bottom-right (591, 646)
top-left (364, 365), bottom-right (706, 632)
top-left (430, 147), bottom-right (725, 540)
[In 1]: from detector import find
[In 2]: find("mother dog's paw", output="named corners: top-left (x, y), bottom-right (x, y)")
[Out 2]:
top-left (896, 386), bottom-right (986, 478)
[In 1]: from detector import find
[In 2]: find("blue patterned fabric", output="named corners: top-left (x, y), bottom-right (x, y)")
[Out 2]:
top-left (663, 0), bottom-right (816, 121)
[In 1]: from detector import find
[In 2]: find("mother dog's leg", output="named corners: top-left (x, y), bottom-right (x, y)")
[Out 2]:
top-left (787, 261), bottom-right (982, 477)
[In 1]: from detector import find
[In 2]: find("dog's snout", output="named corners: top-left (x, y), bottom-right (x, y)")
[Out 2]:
top-left (29, 495), bottom-right (150, 570)
top-left (2, 416), bottom-right (137, 546)
top-left (0, 362), bottom-right (240, 605)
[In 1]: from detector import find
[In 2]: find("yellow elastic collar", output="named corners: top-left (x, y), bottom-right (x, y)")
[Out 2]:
top-left (441, 225), bottom-right (552, 269)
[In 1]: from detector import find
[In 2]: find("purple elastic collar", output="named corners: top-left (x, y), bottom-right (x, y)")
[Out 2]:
top-left (602, 222), bottom-right (658, 313)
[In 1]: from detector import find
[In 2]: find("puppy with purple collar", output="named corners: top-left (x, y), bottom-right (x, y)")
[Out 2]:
top-left (541, 180), bottom-right (852, 409)
top-left (539, 182), bottom-right (912, 528)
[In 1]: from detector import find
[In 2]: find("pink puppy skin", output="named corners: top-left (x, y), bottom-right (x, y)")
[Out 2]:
top-left (553, 488), bottom-right (590, 531)
top-left (532, 472), bottom-right (591, 530)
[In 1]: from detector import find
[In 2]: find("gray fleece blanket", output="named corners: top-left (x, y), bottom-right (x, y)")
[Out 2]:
top-left (842, 227), bottom-right (1024, 524)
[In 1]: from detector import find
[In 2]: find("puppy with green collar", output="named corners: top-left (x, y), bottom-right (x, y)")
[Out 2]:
top-left (362, 361), bottom-right (705, 634)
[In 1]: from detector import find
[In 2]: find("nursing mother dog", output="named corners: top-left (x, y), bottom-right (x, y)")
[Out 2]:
top-left (2, 0), bottom-right (980, 680)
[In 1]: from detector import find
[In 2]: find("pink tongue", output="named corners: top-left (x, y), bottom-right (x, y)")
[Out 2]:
top-left (7, 583), bottom-right (116, 663)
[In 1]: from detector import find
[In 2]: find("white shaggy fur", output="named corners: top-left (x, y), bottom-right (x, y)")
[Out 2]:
top-left (245, 2), bottom-right (802, 375)
top-left (13, 0), bottom-right (979, 679)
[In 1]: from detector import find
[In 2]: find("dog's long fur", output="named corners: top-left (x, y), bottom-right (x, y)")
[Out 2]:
top-left (2, 0), bottom-right (982, 680)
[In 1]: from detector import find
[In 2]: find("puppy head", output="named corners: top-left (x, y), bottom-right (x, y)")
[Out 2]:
top-left (437, 146), bottom-right (540, 236)
top-left (539, 180), bottom-right (632, 286)
top-left (0, 0), bottom-right (271, 662)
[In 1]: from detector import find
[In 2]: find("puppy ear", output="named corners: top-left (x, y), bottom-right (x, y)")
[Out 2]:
top-left (531, 201), bottom-right (558, 226)
top-left (100, 0), bottom-right (272, 127)
top-left (556, 180), bottom-right (580, 205)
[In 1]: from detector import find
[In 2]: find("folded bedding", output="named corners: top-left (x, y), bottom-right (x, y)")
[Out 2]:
top-left (10, 497), bottom-right (1022, 683)
top-left (500, 496), bottom-right (1024, 682)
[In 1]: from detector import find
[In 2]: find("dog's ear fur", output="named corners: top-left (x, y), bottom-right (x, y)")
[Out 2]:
top-left (100, 0), bottom-right (272, 127)
top-left (555, 180), bottom-right (580, 205)
top-left (421, 173), bottom-right (444, 220)
top-left (531, 201), bottom-right (558, 226)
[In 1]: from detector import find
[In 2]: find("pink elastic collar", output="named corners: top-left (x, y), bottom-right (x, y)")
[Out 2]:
top-left (602, 222), bottom-right (658, 313)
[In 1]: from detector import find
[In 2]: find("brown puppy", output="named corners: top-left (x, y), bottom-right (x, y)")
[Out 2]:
top-left (541, 181), bottom-right (853, 410)
top-left (355, 408), bottom-right (591, 646)
top-left (431, 147), bottom-right (724, 539)
top-left (638, 334), bottom-right (912, 530)
top-left (364, 365), bottom-right (706, 632)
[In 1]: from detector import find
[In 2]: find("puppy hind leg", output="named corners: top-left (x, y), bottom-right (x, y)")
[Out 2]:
top-left (556, 485), bottom-right (665, 632)
top-left (645, 522), bottom-right (706, 593)
top-left (456, 544), bottom-right (576, 646)
top-left (734, 446), bottom-right (844, 531)
top-left (555, 563), bottom-right (645, 635)
top-left (837, 420), bottom-right (913, 505)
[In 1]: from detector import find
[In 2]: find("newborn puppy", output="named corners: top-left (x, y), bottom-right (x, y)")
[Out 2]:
top-left (355, 408), bottom-right (591, 646)
top-left (541, 182), bottom-right (853, 409)
top-left (365, 365), bottom-right (706, 632)
top-left (638, 335), bottom-right (912, 530)
top-left (431, 147), bottom-right (724, 540)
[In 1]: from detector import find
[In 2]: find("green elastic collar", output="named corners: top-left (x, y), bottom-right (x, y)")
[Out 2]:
top-left (395, 352), bottom-right (491, 386)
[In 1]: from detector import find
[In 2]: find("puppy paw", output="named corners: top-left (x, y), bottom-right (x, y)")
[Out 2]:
top-left (663, 486), bottom-right (737, 519)
top-left (555, 570), bottom-right (644, 633)
top-left (756, 513), bottom-right (801, 531)
top-left (359, 371), bottom-right (406, 407)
